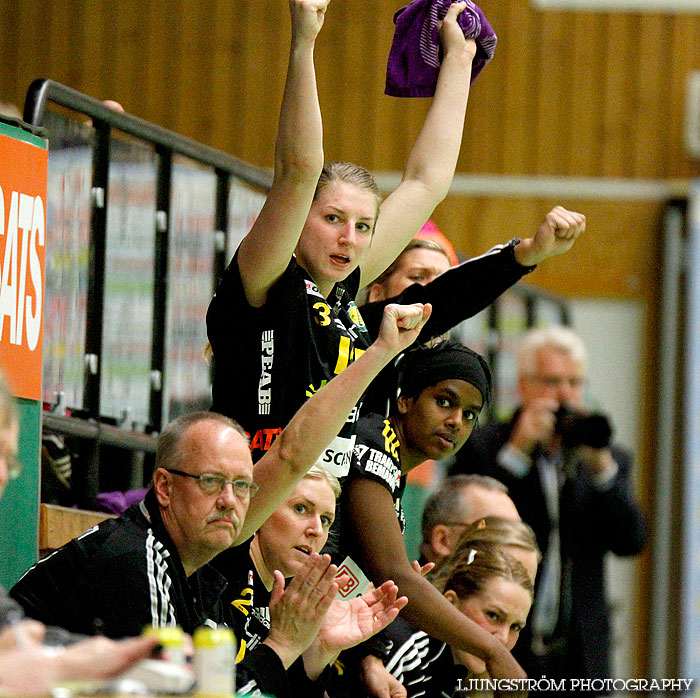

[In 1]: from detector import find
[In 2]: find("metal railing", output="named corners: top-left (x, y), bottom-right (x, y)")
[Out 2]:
top-left (24, 79), bottom-right (272, 506)
top-left (25, 79), bottom-right (272, 435)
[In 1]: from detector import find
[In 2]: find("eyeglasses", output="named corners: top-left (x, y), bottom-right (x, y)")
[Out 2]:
top-left (527, 375), bottom-right (584, 389)
top-left (165, 469), bottom-right (259, 499)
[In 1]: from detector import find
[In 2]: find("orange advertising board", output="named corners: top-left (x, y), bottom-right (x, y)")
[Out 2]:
top-left (0, 123), bottom-right (48, 400)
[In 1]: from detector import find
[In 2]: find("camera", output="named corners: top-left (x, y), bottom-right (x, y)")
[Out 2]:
top-left (555, 406), bottom-right (613, 449)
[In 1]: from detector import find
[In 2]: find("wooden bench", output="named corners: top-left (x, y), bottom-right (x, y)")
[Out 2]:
top-left (39, 503), bottom-right (115, 557)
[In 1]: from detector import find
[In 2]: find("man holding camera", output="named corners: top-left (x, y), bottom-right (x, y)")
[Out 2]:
top-left (450, 325), bottom-right (646, 694)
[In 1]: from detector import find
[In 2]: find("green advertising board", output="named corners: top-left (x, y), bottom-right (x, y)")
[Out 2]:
top-left (0, 398), bottom-right (41, 587)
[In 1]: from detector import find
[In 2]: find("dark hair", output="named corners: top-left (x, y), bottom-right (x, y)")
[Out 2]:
top-left (432, 540), bottom-right (534, 601)
top-left (397, 340), bottom-right (492, 405)
top-left (372, 238), bottom-right (450, 288)
top-left (155, 411), bottom-right (248, 475)
top-left (421, 475), bottom-right (510, 543)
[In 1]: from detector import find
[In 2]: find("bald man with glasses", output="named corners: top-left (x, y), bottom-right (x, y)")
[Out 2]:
top-left (450, 325), bottom-right (646, 697)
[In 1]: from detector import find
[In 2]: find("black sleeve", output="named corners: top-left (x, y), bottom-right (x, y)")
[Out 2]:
top-left (448, 421), bottom-right (513, 479)
top-left (1, 584), bottom-right (83, 646)
top-left (287, 658), bottom-right (330, 698)
top-left (360, 240), bottom-right (534, 341)
top-left (349, 417), bottom-right (401, 497)
top-left (10, 545), bottom-right (102, 636)
top-left (577, 446), bottom-right (647, 557)
top-left (207, 249), bottom-right (293, 338)
top-left (10, 539), bottom-right (164, 639)
top-left (236, 644), bottom-right (290, 697)
top-left (343, 613), bottom-right (414, 670)
top-left (1, 584), bottom-right (29, 629)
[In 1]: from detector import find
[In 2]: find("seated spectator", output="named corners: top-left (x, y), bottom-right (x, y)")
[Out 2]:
top-left (337, 339), bottom-right (526, 680)
top-left (11, 303), bottom-right (430, 697)
top-left (420, 474), bottom-right (519, 565)
top-left (385, 541), bottom-right (534, 698)
top-left (213, 466), bottom-right (406, 693)
top-left (0, 372), bottom-right (157, 696)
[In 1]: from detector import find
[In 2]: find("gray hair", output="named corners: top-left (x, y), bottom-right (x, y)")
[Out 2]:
top-left (421, 475), bottom-right (509, 543)
top-left (155, 411), bottom-right (248, 474)
top-left (517, 325), bottom-right (587, 377)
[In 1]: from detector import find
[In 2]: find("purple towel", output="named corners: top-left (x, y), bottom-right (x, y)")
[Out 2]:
top-left (96, 487), bottom-right (148, 515)
top-left (385, 0), bottom-right (497, 98)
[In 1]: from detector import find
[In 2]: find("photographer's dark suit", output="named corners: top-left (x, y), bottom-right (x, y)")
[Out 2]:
top-left (450, 410), bottom-right (646, 688)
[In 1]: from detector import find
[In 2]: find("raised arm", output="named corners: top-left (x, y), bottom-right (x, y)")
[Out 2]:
top-left (237, 303), bottom-right (432, 541)
top-left (512, 206), bottom-right (586, 266)
top-left (345, 478), bottom-right (526, 683)
top-left (360, 2), bottom-right (477, 287)
top-left (236, 0), bottom-right (328, 308)
top-left (361, 206), bottom-right (586, 341)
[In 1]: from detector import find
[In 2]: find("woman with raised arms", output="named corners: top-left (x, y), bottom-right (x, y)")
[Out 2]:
top-left (207, 0), bottom-right (479, 471)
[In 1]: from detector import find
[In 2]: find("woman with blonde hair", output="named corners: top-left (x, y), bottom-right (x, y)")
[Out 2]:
top-left (385, 541), bottom-right (534, 697)
top-left (213, 465), bottom-right (407, 693)
top-left (207, 0), bottom-right (478, 468)
top-left (354, 516), bottom-right (540, 696)
top-left (437, 516), bottom-right (542, 584)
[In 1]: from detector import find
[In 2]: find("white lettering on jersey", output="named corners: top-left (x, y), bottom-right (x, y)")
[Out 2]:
top-left (364, 448), bottom-right (401, 490)
top-left (258, 330), bottom-right (274, 415)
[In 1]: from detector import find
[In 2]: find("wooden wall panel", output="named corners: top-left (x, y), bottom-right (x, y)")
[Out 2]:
top-left (3, 0), bottom-right (700, 180)
top-left (0, 0), bottom-right (685, 299)
top-left (80, 0), bottom-right (109, 103)
top-left (0, 0), bottom-right (681, 674)
top-left (0, 1), bottom-right (19, 103)
top-left (463, 0), bottom-right (509, 173)
top-left (633, 15), bottom-right (670, 178)
top-left (432, 195), bottom-right (665, 299)
top-left (666, 15), bottom-right (700, 177)
top-left (501, 0), bottom-right (537, 173)
top-left (600, 14), bottom-right (637, 177)
top-left (114, 0), bottom-right (147, 119)
top-left (209, 0), bottom-right (245, 150)
top-left (568, 13), bottom-right (605, 174)
top-left (533, 11), bottom-right (569, 175)
top-left (0, 0), bottom-right (693, 298)
top-left (142, 0), bottom-right (174, 128)
top-left (13, 0), bottom-right (48, 100)
top-left (365, 3), bottom-right (399, 170)
top-left (0, 0), bottom-right (692, 301)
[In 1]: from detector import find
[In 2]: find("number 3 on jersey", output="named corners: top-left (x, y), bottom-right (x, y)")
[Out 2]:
top-left (312, 301), bottom-right (331, 326)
